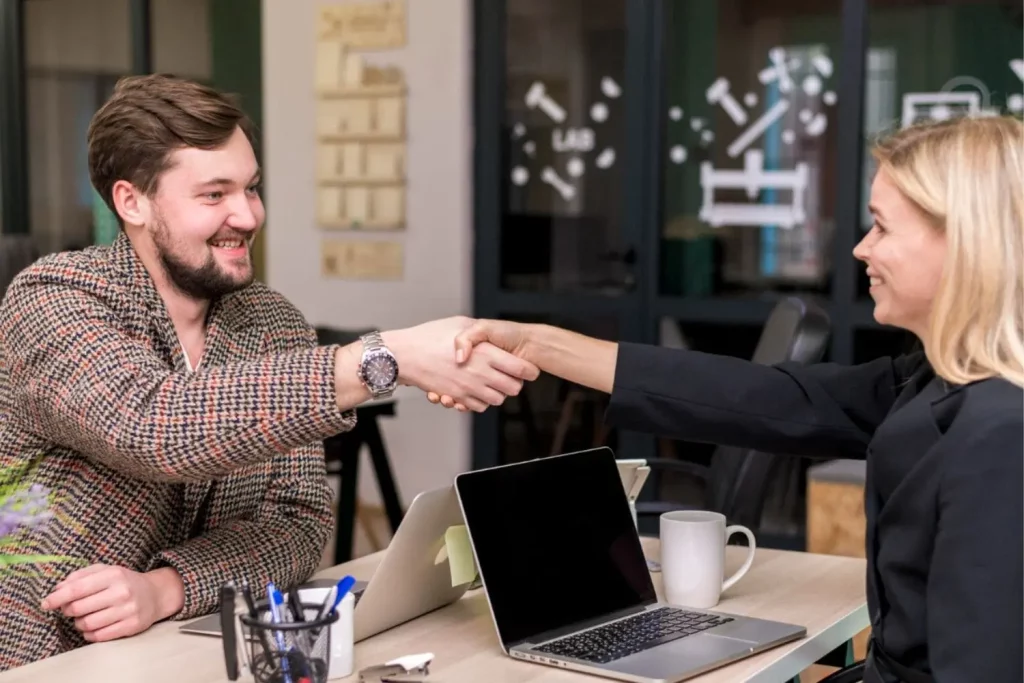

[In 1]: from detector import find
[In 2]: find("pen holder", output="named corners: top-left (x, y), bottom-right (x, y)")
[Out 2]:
top-left (298, 589), bottom-right (355, 679)
top-left (240, 603), bottom-right (339, 683)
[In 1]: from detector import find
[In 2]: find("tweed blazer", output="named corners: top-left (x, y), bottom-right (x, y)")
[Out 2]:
top-left (0, 235), bottom-right (356, 669)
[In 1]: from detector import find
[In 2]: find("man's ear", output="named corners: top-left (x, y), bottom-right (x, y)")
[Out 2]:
top-left (111, 180), bottom-right (150, 228)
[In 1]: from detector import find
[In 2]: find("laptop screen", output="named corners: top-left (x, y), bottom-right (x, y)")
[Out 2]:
top-left (455, 448), bottom-right (657, 648)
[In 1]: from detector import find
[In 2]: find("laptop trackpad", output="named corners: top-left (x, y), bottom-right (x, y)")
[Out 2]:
top-left (605, 633), bottom-right (754, 679)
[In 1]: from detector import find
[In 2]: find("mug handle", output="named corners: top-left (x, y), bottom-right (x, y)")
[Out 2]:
top-left (721, 524), bottom-right (756, 593)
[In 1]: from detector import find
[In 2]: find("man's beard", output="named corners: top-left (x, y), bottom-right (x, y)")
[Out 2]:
top-left (152, 217), bottom-right (253, 300)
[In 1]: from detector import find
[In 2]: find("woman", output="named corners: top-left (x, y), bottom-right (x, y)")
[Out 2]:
top-left (434, 115), bottom-right (1024, 683)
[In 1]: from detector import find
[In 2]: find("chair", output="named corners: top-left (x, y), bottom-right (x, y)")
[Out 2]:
top-left (635, 296), bottom-right (831, 534)
top-left (818, 662), bottom-right (866, 682)
top-left (315, 326), bottom-right (405, 563)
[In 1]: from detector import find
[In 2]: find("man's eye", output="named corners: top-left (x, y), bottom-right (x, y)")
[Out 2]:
top-left (204, 192), bottom-right (223, 201)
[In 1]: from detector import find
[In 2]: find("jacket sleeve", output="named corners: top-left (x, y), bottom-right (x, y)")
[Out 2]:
top-left (605, 342), bottom-right (921, 458)
top-left (148, 439), bottom-right (334, 619)
top-left (926, 409), bottom-right (1023, 682)
top-left (0, 266), bottom-right (356, 483)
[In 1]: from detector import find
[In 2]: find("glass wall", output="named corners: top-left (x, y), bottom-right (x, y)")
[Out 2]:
top-left (659, 0), bottom-right (843, 301)
top-left (857, 0), bottom-right (1023, 299)
top-left (24, 0), bottom-right (133, 254)
top-left (501, 0), bottom-right (633, 294)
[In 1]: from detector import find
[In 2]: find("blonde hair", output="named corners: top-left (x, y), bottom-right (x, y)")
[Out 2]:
top-left (872, 115), bottom-right (1024, 389)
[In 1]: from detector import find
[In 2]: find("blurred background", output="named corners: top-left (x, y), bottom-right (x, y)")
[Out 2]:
top-left (0, 0), bottom-right (1021, 558)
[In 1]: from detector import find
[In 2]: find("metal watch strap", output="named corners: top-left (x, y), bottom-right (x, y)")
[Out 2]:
top-left (361, 330), bottom-right (386, 352)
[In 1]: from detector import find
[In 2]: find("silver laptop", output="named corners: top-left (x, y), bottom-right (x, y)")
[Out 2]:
top-left (180, 484), bottom-right (470, 642)
top-left (453, 447), bottom-right (806, 683)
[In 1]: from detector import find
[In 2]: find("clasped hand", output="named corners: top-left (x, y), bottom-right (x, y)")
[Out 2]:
top-left (394, 316), bottom-right (536, 412)
top-left (418, 318), bottom-right (529, 411)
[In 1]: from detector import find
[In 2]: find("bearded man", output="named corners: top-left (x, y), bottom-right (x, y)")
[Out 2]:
top-left (0, 74), bottom-right (535, 668)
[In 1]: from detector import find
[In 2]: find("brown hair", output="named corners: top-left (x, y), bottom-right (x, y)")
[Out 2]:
top-left (87, 74), bottom-right (256, 222)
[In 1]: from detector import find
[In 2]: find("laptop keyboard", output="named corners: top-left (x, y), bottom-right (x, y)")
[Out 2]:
top-left (533, 607), bottom-right (734, 664)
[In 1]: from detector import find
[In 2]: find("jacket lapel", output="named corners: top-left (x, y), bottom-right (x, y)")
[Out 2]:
top-left (109, 235), bottom-right (269, 536)
top-left (180, 290), bottom-right (269, 533)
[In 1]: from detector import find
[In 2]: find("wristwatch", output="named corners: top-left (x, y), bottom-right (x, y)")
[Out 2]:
top-left (357, 331), bottom-right (399, 399)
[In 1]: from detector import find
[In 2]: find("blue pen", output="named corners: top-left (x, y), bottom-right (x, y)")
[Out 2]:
top-left (267, 583), bottom-right (293, 683)
top-left (316, 575), bottom-right (356, 621)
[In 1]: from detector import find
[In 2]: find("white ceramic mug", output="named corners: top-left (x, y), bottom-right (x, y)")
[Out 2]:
top-left (659, 510), bottom-right (756, 609)
top-left (299, 588), bottom-right (355, 679)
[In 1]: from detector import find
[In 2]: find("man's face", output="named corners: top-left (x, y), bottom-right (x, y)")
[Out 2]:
top-left (145, 126), bottom-right (264, 300)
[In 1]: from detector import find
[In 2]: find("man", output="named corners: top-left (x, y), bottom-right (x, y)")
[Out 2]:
top-left (0, 74), bottom-right (536, 668)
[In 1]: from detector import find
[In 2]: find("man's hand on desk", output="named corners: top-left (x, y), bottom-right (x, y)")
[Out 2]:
top-left (40, 564), bottom-right (184, 642)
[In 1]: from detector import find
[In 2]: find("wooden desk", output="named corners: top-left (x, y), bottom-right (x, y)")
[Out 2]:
top-left (0, 539), bottom-right (868, 683)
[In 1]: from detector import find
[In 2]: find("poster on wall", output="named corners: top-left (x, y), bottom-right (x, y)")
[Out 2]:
top-left (315, 1), bottom-right (408, 235)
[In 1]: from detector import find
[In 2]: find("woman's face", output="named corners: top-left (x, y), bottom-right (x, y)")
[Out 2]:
top-left (853, 169), bottom-right (947, 336)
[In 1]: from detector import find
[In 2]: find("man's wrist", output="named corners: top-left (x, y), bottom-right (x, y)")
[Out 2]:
top-left (381, 328), bottom-right (415, 388)
top-left (146, 567), bottom-right (185, 620)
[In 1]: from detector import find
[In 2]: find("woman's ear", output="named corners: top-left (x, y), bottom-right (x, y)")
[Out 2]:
top-left (111, 180), bottom-right (149, 228)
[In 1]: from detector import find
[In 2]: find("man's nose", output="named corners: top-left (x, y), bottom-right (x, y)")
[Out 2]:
top-left (226, 194), bottom-right (260, 231)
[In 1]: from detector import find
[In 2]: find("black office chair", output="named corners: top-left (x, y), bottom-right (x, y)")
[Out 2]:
top-left (818, 662), bottom-right (866, 682)
top-left (635, 296), bottom-right (831, 534)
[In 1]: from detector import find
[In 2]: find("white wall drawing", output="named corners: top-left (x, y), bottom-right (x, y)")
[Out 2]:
top-left (901, 91), bottom-right (980, 128)
top-left (707, 77), bottom-right (748, 126)
top-left (525, 81), bottom-right (567, 123)
top-left (541, 166), bottom-right (576, 200)
top-left (508, 46), bottom-right (840, 215)
top-left (900, 59), bottom-right (1024, 128)
top-left (511, 166), bottom-right (529, 186)
top-left (727, 99), bottom-right (790, 158)
top-left (699, 150), bottom-right (808, 229)
top-left (1010, 59), bottom-right (1024, 113)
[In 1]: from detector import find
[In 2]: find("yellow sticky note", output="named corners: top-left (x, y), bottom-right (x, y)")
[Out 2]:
top-left (444, 524), bottom-right (477, 587)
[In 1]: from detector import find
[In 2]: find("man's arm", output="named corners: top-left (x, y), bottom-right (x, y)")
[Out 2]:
top-left (926, 410), bottom-right (1023, 682)
top-left (149, 439), bottom-right (335, 619)
top-left (0, 270), bottom-right (535, 483)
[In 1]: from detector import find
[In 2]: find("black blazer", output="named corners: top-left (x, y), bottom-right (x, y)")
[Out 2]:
top-left (606, 343), bottom-right (1023, 683)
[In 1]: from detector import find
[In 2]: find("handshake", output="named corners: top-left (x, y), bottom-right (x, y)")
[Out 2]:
top-left (369, 316), bottom-right (536, 413)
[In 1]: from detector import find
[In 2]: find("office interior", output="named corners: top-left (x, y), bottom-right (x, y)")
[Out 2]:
top-left (0, 0), bottom-right (1020, 673)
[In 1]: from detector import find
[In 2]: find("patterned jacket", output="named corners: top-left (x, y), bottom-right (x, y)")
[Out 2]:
top-left (0, 234), bottom-right (356, 669)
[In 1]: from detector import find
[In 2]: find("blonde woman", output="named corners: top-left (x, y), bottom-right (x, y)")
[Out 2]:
top-left (437, 116), bottom-right (1024, 683)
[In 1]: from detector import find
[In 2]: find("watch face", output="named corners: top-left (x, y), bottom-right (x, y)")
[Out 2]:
top-left (363, 353), bottom-right (398, 389)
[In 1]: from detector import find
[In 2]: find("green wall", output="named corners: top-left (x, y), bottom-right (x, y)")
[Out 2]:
top-left (210, 0), bottom-right (265, 281)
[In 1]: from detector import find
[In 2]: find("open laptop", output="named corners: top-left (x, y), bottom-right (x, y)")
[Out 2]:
top-left (180, 484), bottom-right (470, 642)
top-left (454, 447), bottom-right (806, 683)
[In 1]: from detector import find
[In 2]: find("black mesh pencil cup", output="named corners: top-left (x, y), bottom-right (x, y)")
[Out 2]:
top-left (239, 603), bottom-right (339, 683)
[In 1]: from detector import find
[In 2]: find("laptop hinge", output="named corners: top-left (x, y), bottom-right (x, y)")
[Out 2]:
top-left (508, 600), bottom-right (657, 650)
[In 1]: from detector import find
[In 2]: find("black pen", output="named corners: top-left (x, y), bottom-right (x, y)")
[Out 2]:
top-left (241, 579), bottom-right (276, 656)
top-left (287, 587), bottom-right (306, 623)
top-left (220, 582), bottom-right (239, 681)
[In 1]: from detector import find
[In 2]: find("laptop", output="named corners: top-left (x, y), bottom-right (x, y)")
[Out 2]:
top-left (180, 484), bottom-right (470, 642)
top-left (453, 447), bottom-right (807, 683)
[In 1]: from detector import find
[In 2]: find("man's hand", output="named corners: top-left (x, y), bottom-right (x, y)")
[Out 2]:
top-left (41, 564), bottom-right (185, 642)
top-left (385, 316), bottom-right (539, 413)
top-left (428, 319), bottom-right (618, 408)
top-left (427, 319), bottom-right (533, 410)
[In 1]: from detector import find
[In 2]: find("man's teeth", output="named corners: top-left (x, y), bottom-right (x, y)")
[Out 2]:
top-left (870, 277), bottom-right (883, 286)
top-left (212, 240), bottom-right (244, 248)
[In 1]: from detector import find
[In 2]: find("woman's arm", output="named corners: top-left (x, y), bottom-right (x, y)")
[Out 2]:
top-left (454, 321), bottom-right (921, 458)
